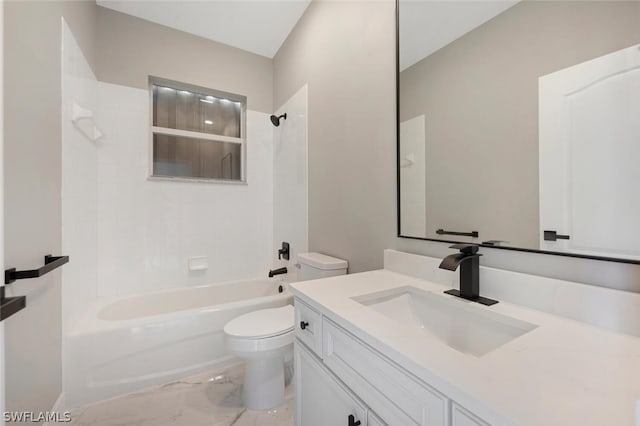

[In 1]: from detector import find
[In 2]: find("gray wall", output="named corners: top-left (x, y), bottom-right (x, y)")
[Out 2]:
top-left (96, 6), bottom-right (273, 114)
top-left (275, 0), bottom-right (640, 292)
top-left (274, 0), bottom-right (397, 273)
top-left (4, 0), bottom-right (97, 414)
top-left (400, 1), bottom-right (640, 249)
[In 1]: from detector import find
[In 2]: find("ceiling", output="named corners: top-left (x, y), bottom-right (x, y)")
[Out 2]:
top-left (97, 0), bottom-right (312, 58)
top-left (400, 1), bottom-right (519, 71)
top-left (98, 0), bottom-right (517, 66)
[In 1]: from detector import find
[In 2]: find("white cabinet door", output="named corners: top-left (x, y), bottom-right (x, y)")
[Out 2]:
top-left (368, 411), bottom-right (387, 426)
top-left (539, 43), bottom-right (640, 259)
top-left (295, 341), bottom-right (367, 426)
top-left (451, 403), bottom-right (490, 426)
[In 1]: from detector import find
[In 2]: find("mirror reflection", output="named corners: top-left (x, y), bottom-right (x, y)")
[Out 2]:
top-left (398, 0), bottom-right (640, 260)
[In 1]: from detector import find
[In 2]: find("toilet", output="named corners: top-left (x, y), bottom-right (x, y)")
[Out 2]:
top-left (224, 252), bottom-right (348, 410)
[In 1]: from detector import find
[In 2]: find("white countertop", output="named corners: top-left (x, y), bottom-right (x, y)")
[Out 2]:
top-left (290, 268), bottom-right (640, 426)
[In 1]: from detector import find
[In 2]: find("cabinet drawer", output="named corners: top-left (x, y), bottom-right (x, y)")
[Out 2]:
top-left (323, 318), bottom-right (447, 426)
top-left (451, 403), bottom-right (490, 426)
top-left (294, 299), bottom-right (323, 357)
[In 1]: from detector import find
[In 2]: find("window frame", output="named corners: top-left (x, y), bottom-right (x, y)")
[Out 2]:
top-left (148, 76), bottom-right (247, 184)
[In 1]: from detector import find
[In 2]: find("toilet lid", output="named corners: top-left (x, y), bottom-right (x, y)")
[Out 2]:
top-left (224, 305), bottom-right (294, 339)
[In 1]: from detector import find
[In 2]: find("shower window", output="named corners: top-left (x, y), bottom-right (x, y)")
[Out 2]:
top-left (150, 77), bottom-right (246, 182)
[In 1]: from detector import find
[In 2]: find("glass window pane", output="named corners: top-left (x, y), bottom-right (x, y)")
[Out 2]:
top-left (153, 134), bottom-right (242, 180)
top-left (152, 84), bottom-right (242, 138)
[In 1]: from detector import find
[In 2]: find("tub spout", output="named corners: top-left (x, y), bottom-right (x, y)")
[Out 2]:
top-left (268, 267), bottom-right (287, 278)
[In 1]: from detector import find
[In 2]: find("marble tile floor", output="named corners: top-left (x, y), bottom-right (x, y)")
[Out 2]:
top-left (69, 363), bottom-right (294, 426)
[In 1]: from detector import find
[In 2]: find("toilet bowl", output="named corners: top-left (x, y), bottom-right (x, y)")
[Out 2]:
top-left (224, 252), bottom-right (348, 410)
top-left (224, 304), bottom-right (294, 410)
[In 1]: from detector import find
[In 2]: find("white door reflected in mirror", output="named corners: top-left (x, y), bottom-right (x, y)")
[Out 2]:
top-left (539, 43), bottom-right (640, 260)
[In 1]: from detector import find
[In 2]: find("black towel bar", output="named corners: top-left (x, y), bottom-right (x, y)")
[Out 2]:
top-left (0, 287), bottom-right (26, 322)
top-left (436, 229), bottom-right (479, 238)
top-left (5, 254), bottom-right (69, 285)
top-left (2, 254), bottom-right (69, 322)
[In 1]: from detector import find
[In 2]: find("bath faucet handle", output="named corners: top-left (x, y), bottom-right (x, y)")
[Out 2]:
top-left (277, 242), bottom-right (290, 261)
top-left (449, 243), bottom-right (480, 256)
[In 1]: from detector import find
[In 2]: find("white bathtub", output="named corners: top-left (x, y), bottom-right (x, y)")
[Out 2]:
top-left (65, 278), bottom-right (292, 408)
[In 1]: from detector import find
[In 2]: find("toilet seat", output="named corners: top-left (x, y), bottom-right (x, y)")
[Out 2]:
top-left (224, 305), bottom-right (294, 339)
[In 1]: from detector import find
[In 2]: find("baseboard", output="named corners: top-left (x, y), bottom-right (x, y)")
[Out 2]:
top-left (42, 392), bottom-right (66, 426)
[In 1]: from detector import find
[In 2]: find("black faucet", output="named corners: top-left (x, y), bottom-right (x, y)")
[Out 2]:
top-left (269, 267), bottom-right (288, 278)
top-left (439, 244), bottom-right (498, 306)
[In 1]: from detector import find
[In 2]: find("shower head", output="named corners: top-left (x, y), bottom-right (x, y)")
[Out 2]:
top-left (270, 113), bottom-right (287, 127)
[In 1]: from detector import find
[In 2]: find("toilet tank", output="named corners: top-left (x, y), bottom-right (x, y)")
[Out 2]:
top-left (297, 252), bottom-right (348, 281)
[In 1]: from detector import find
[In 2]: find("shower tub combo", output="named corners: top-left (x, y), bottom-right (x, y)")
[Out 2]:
top-left (65, 278), bottom-right (291, 407)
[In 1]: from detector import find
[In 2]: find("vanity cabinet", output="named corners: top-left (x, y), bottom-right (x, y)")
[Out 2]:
top-left (450, 404), bottom-right (490, 426)
top-left (368, 412), bottom-right (387, 426)
top-left (294, 297), bottom-right (492, 426)
top-left (323, 318), bottom-right (447, 425)
top-left (295, 342), bottom-right (369, 426)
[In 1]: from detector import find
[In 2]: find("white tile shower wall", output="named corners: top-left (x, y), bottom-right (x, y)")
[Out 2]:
top-left (273, 85), bottom-right (309, 279)
top-left (95, 82), bottom-right (274, 297)
top-left (61, 19), bottom-right (99, 331)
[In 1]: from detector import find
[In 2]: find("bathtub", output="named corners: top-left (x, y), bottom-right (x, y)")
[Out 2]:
top-left (65, 278), bottom-right (292, 408)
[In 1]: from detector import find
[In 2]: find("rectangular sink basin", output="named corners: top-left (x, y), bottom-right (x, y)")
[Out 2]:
top-left (352, 287), bottom-right (537, 357)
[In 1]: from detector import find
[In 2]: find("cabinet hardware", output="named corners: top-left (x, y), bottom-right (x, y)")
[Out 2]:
top-left (348, 414), bottom-right (361, 426)
top-left (543, 230), bottom-right (570, 241)
top-left (300, 321), bottom-right (309, 330)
